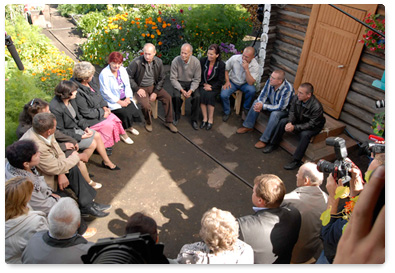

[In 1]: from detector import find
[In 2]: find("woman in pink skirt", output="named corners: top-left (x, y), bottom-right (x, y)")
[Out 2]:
top-left (71, 61), bottom-right (136, 155)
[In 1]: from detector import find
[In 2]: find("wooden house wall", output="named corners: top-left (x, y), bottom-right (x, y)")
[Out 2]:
top-left (263, 4), bottom-right (385, 143)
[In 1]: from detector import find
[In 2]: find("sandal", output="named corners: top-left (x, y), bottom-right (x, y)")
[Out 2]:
top-left (89, 180), bottom-right (102, 189)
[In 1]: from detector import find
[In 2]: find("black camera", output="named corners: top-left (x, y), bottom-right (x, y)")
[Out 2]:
top-left (81, 233), bottom-right (169, 264)
top-left (317, 137), bottom-right (351, 185)
top-left (358, 142), bottom-right (385, 157)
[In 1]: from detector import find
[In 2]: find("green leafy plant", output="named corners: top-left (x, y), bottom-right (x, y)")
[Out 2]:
top-left (5, 9), bottom-right (75, 147)
top-left (372, 112), bottom-right (385, 137)
top-left (79, 4), bottom-right (252, 65)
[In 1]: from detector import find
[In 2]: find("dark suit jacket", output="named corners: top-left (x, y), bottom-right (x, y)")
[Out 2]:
top-left (72, 76), bottom-right (107, 127)
top-left (237, 205), bottom-right (301, 264)
top-left (199, 57), bottom-right (225, 92)
top-left (49, 96), bottom-right (90, 142)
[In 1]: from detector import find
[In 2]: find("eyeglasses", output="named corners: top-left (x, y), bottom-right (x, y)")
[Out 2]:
top-left (30, 98), bottom-right (35, 106)
top-left (270, 75), bottom-right (281, 81)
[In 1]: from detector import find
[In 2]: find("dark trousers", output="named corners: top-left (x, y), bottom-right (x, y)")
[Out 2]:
top-left (135, 85), bottom-right (173, 124)
top-left (271, 117), bottom-right (322, 161)
top-left (172, 81), bottom-right (200, 122)
top-left (112, 99), bottom-right (142, 129)
top-left (64, 165), bottom-right (97, 208)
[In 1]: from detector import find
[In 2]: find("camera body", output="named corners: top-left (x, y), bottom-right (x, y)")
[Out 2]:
top-left (81, 233), bottom-right (169, 264)
top-left (359, 142), bottom-right (385, 157)
top-left (317, 137), bottom-right (351, 185)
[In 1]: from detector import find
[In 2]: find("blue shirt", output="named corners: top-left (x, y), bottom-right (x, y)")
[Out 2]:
top-left (257, 78), bottom-right (294, 111)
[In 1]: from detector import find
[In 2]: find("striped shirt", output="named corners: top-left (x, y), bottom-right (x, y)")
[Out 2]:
top-left (257, 78), bottom-right (294, 111)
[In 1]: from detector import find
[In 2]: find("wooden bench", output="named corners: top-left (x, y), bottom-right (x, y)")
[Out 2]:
top-left (150, 100), bottom-right (158, 119)
top-left (253, 112), bottom-right (358, 162)
top-left (231, 90), bottom-right (243, 115)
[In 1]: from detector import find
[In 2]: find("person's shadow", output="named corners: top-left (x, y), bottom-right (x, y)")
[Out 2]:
top-left (107, 208), bottom-right (130, 236)
top-left (159, 203), bottom-right (199, 258)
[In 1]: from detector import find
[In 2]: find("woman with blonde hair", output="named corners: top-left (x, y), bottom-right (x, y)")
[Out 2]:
top-left (175, 207), bottom-right (253, 264)
top-left (5, 177), bottom-right (48, 264)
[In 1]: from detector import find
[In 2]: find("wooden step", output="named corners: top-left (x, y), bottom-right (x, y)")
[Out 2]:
top-left (250, 112), bottom-right (357, 162)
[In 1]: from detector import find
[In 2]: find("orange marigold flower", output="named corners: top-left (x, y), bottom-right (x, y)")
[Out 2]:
top-left (142, 33), bottom-right (146, 37)
top-left (157, 17), bottom-right (162, 23)
top-left (151, 34), bottom-right (155, 38)
top-left (131, 20), bottom-right (135, 24)
top-left (158, 41), bottom-right (163, 45)
top-left (122, 38), bottom-right (125, 41)
top-left (162, 23), bottom-right (167, 29)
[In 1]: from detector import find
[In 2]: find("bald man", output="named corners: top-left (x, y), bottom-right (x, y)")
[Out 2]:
top-left (282, 162), bottom-right (328, 263)
top-left (220, 46), bottom-right (260, 121)
top-left (127, 43), bottom-right (177, 133)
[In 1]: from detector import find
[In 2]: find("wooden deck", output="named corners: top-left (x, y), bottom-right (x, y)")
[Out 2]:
top-left (250, 112), bottom-right (358, 162)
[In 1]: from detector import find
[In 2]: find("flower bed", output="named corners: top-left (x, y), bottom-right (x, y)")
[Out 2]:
top-left (79, 4), bottom-right (252, 65)
top-left (5, 6), bottom-right (75, 147)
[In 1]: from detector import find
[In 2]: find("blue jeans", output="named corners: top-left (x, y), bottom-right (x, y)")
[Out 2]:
top-left (243, 100), bottom-right (288, 143)
top-left (220, 80), bottom-right (256, 115)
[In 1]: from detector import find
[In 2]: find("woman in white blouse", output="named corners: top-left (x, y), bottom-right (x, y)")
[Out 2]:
top-left (99, 51), bottom-right (142, 135)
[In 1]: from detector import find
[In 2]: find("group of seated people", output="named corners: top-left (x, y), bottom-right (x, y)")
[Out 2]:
top-left (5, 42), bottom-right (385, 264)
top-left (5, 150), bottom-right (384, 264)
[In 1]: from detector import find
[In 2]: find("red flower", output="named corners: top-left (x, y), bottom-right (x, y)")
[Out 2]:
top-left (180, 9), bottom-right (183, 13)
top-left (159, 10), bottom-right (162, 15)
top-left (171, 18), bottom-right (176, 22)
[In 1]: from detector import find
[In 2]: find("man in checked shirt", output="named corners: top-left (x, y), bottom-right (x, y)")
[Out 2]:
top-left (236, 69), bottom-right (294, 149)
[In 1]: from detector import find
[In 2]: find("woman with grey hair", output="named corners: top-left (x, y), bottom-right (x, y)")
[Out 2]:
top-left (175, 207), bottom-right (254, 264)
top-left (71, 61), bottom-right (134, 155)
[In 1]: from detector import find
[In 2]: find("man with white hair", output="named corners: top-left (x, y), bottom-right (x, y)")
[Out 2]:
top-left (22, 197), bottom-right (94, 264)
top-left (282, 162), bottom-right (328, 263)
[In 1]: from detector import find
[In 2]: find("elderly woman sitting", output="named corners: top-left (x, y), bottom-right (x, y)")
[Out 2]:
top-left (71, 61), bottom-right (133, 154)
top-left (175, 207), bottom-right (254, 264)
top-left (49, 80), bottom-right (119, 171)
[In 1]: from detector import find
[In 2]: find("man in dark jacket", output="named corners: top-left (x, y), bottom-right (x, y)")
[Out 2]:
top-left (237, 174), bottom-right (301, 264)
top-left (127, 43), bottom-right (177, 133)
top-left (263, 82), bottom-right (326, 170)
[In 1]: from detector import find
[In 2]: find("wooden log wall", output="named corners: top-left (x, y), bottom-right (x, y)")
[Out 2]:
top-left (265, 4), bottom-right (385, 143)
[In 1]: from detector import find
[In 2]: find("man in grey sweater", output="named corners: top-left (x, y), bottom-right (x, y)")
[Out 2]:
top-left (170, 43), bottom-right (201, 130)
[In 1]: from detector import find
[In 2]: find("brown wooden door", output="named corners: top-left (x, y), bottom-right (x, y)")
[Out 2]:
top-left (294, 4), bottom-right (378, 119)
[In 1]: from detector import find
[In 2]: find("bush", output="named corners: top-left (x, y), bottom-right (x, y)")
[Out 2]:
top-left (180, 5), bottom-right (252, 58)
top-left (79, 4), bottom-right (252, 65)
top-left (80, 8), bottom-right (186, 66)
top-left (5, 10), bottom-right (75, 147)
top-left (58, 4), bottom-right (109, 17)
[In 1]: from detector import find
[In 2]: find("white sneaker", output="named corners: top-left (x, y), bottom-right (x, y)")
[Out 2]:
top-left (127, 128), bottom-right (140, 135)
top-left (120, 135), bottom-right (134, 144)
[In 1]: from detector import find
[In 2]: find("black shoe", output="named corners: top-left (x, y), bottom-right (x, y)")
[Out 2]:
top-left (105, 147), bottom-right (113, 156)
top-left (222, 113), bottom-right (230, 122)
top-left (81, 204), bottom-right (110, 218)
top-left (93, 202), bottom-right (112, 211)
top-left (200, 121), bottom-right (207, 129)
top-left (206, 123), bottom-right (213, 130)
top-left (262, 144), bottom-right (278, 154)
top-left (101, 161), bottom-right (120, 171)
top-left (192, 121), bottom-right (198, 130)
top-left (284, 160), bottom-right (302, 170)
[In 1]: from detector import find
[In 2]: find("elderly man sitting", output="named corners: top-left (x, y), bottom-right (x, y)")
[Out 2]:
top-left (22, 197), bottom-right (95, 263)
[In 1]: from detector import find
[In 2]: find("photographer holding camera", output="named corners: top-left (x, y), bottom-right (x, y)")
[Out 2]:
top-left (316, 151), bottom-right (384, 263)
